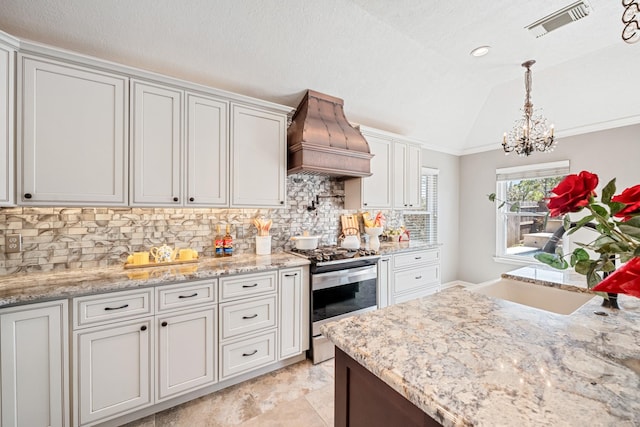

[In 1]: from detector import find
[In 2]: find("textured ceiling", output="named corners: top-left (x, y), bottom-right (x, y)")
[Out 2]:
top-left (1, 0), bottom-right (638, 155)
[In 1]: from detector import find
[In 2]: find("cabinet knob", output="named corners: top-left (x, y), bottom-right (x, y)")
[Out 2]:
top-left (189, 197), bottom-right (195, 202)
top-left (363, 203), bottom-right (368, 206)
top-left (161, 321), bottom-right (168, 327)
top-left (24, 193), bottom-right (32, 199)
top-left (280, 201), bottom-right (284, 205)
top-left (140, 325), bottom-right (147, 331)
top-left (404, 204), bottom-right (408, 207)
top-left (173, 197), bottom-right (179, 202)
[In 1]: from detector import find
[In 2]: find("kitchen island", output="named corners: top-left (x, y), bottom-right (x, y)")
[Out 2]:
top-left (321, 283), bottom-right (640, 426)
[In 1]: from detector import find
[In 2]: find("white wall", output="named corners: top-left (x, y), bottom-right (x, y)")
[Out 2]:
top-left (457, 124), bottom-right (640, 284)
top-left (422, 148), bottom-right (459, 284)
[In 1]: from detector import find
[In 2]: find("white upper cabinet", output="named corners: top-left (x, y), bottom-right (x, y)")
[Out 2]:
top-left (231, 104), bottom-right (287, 208)
top-left (0, 40), bottom-right (14, 206)
top-left (393, 141), bottom-right (422, 209)
top-left (19, 55), bottom-right (128, 205)
top-left (186, 94), bottom-right (228, 206)
top-left (344, 132), bottom-right (393, 210)
top-left (130, 80), bottom-right (183, 206)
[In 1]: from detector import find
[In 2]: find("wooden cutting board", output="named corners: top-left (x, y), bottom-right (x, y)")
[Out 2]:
top-left (341, 214), bottom-right (360, 237)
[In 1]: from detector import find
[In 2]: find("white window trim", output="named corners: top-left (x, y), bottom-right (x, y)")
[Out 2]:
top-left (494, 160), bottom-right (569, 264)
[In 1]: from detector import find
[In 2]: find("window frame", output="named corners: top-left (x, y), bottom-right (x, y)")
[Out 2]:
top-left (493, 161), bottom-right (569, 265)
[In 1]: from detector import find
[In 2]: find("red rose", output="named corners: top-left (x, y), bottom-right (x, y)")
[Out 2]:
top-left (592, 257), bottom-right (640, 298)
top-left (547, 171), bottom-right (598, 217)
top-left (612, 184), bottom-right (640, 221)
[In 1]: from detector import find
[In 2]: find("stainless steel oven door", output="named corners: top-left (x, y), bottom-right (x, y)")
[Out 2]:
top-left (311, 264), bottom-right (377, 337)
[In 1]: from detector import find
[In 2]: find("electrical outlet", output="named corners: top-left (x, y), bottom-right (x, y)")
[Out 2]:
top-left (5, 234), bottom-right (22, 253)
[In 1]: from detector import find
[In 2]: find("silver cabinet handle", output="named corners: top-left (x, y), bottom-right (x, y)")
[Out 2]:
top-left (105, 304), bottom-right (129, 311)
top-left (284, 273), bottom-right (298, 277)
top-left (242, 349), bottom-right (258, 357)
top-left (242, 314), bottom-right (258, 319)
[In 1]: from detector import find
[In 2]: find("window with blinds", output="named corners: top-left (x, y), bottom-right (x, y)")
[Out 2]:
top-left (421, 168), bottom-right (439, 244)
top-left (494, 160), bottom-right (569, 261)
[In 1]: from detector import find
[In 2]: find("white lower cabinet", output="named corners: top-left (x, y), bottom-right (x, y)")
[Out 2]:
top-left (278, 267), bottom-right (305, 359)
top-left (67, 267), bottom-right (307, 425)
top-left (390, 249), bottom-right (441, 305)
top-left (0, 300), bottom-right (69, 427)
top-left (156, 307), bottom-right (217, 401)
top-left (74, 317), bottom-right (154, 426)
top-left (377, 256), bottom-right (392, 308)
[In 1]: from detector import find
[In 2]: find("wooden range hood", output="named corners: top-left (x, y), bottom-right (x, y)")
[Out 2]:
top-left (287, 90), bottom-right (373, 178)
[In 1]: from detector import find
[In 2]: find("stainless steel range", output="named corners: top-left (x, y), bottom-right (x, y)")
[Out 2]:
top-left (290, 246), bottom-right (380, 364)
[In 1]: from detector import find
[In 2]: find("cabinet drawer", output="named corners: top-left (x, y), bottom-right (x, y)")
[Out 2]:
top-left (219, 271), bottom-right (277, 301)
top-left (393, 249), bottom-right (439, 269)
top-left (220, 330), bottom-right (276, 379)
top-left (393, 284), bottom-right (439, 304)
top-left (73, 288), bottom-right (153, 329)
top-left (156, 280), bottom-right (217, 312)
top-left (220, 295), bottom-right (276, 340)
top-left (393, 264), bottom-right (440, 295)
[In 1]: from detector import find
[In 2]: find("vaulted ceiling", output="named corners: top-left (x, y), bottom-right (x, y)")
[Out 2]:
top-left (1, 0), bottom-right (638, 155)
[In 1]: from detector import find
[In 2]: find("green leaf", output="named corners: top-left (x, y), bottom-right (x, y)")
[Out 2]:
top-left (602, 260), bottom-right (616, 272)
top-left (635, 247), bottom-right (640, 257)
top-left (497, 201), bottom-right (505, 209)
top-left (619, 224), bottom-right (640, 239)
top-left (575, 259), bottom-right (594, 275)
top-left (621, 252), bottom-right (634, 263)
top-left (567, 215), bottom-right (594, 235)
top-left (596, 241), bottom-right (629, 254)
top-left (573, 248), bottom-right (590, 261)
top-left (509, 202), bottom-right (520, 212)
top-left (563, 215), bottom-right (571, 231)
top-left (488, 193), bottom-right (496, 202)
top-left (608, 202), bottom-right (626, 216)
top-left (601, 178), bottom-right (616, 203)
top-left (587, 270), bottom-right (602, 288)
top-left (534, 252), bottom-right (569, 269)
top-left (591, 204), bottom-right (609, 220)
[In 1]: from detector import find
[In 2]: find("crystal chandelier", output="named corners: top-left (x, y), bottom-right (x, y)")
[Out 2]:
top-left (502, 60), bottom-right (555, 156)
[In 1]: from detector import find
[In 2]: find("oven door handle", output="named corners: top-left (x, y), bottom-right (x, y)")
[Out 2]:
top-left (312, 265), bottom-right (377, 291)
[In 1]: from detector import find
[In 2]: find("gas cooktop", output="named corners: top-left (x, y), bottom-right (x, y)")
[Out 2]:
top-left (288, 246), bottom-right (380, 273)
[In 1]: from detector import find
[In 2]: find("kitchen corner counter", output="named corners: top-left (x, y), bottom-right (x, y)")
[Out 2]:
top-left (0, 253), bottom-right (309, 308)
top-left (376, 240), bottom-right (440, 255)
top-left (321, 286), bottom-right (640, 426)
top-left (502, 265), bottom-right (592, 293)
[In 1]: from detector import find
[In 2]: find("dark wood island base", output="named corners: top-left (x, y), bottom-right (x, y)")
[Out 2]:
top-left (335, 348), bottom-right (443, 427)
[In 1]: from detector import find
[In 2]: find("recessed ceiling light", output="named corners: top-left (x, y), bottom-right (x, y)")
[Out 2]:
top-left (470, 46), bottom-right (490, 57)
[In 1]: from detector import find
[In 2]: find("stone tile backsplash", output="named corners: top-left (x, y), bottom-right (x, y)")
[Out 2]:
top-left (0, 175), bottom-right (423, 275)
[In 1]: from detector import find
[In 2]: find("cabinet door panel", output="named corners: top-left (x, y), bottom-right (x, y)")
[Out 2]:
top-left (186, 94), bottom-right (228, 206)
top-left (131, 80), bottom-right (182, 205)
top-left (279, 268), bottom-right (303, 359)
top-left (75, 318), bottom-right (153, 425)
top-left (361, 134), bottom-right (392, 208)
top-left (406, 144), bottom-right (422, 208)
top-left (0, 44), bottom-right (14, 206)
top-left (0, 301), bottom-right (68, 427)
top-left (393, 142), bottom-right (407, 209)
top-left (157, 308), bottom-right (216, 401)
top-left (231, 105), bottom-right (286, 207)
top-left (20, 56), bottom-right (128, 205)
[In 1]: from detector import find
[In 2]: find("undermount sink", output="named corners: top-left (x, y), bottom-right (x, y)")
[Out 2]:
top-left (470, 278), bottom-right (594, 315)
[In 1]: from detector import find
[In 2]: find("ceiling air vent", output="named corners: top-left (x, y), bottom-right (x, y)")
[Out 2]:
top-left (526, 0), bottom-right (592, 38)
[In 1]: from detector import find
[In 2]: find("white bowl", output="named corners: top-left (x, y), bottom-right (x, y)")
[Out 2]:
top-left (290, 235), bottom-right (321, 250)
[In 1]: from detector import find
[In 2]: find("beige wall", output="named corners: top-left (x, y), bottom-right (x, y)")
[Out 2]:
top-left (458, 124), bottom-right (640, 284)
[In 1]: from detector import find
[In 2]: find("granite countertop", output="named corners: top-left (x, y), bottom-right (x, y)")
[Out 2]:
top-left (322, 284), bottom-right (640, 426)
top-left (377, 240), bottom-right (440, 255)
top-left (0, 253), bottom-right (309, 308)
top-left (502, 265), bottom-right (592, 293)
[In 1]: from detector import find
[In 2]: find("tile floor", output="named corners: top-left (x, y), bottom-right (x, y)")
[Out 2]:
top-left (123, 358), bottom-right (335, 427)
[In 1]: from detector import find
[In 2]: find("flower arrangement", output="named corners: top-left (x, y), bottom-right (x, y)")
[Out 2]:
top-left (534, 171), bottom-right (640, 298)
